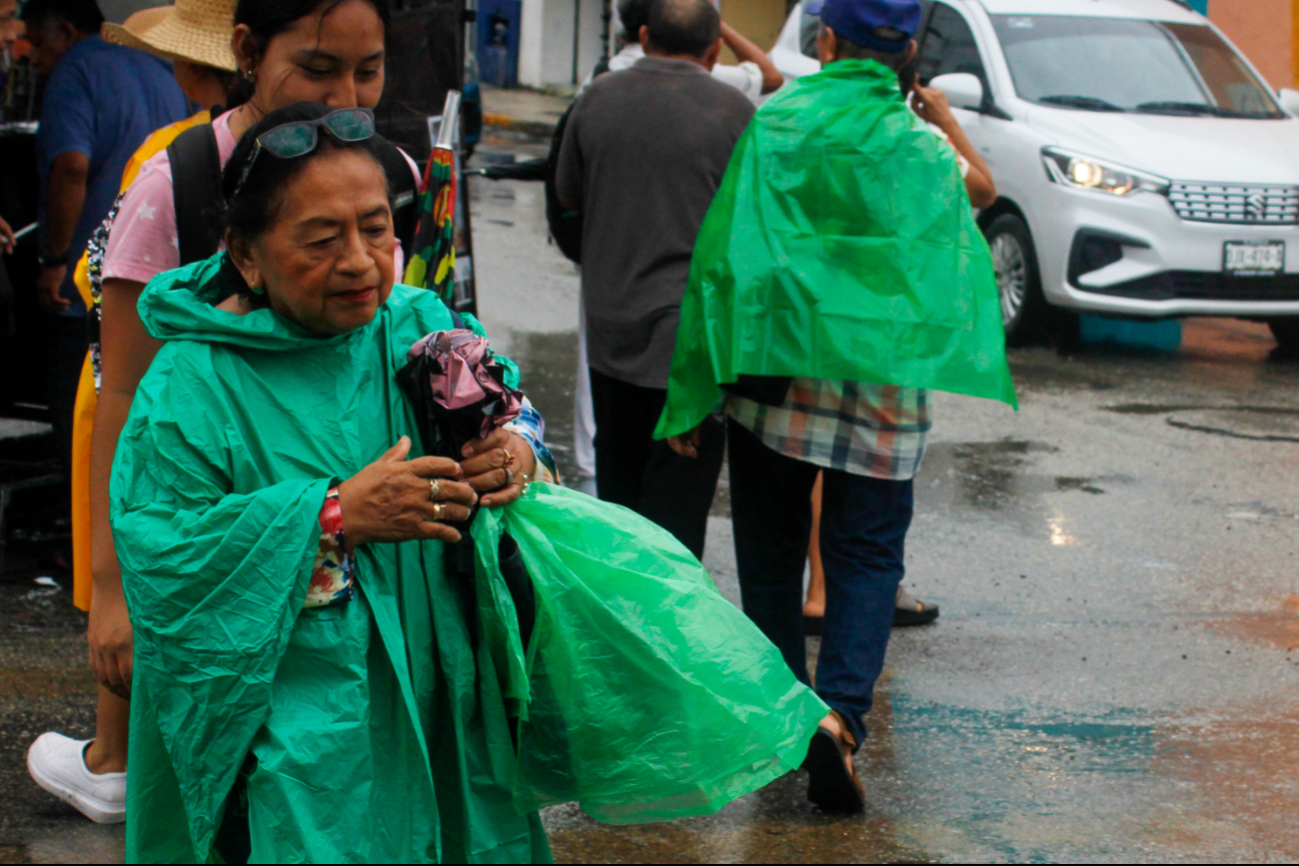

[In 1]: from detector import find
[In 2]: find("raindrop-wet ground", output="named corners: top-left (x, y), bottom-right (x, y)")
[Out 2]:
top-left (2, 133), bottom-right (1297, 862)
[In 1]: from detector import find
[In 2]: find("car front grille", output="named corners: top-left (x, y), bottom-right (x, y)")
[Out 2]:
top-left (1166, 182), bottom-right (1299, 225)
top-left (1083, 271), bottom-right (1299, 302)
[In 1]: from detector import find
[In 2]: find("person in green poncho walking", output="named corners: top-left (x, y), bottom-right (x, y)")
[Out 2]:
top-left (110, 102), bottom-right (827, 863)
top-left (656, 0), bottom-right (1016, 815)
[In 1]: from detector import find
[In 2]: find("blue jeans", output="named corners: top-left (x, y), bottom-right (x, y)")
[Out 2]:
top-left (727, 420), bottom-right (912, 748)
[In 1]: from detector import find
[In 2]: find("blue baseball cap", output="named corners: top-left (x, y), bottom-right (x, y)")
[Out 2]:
top-left (804, 0), bottom-right (922, 53)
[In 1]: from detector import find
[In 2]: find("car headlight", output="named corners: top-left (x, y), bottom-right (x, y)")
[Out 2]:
top-left (1042, 148), bottom-right (1169, 196)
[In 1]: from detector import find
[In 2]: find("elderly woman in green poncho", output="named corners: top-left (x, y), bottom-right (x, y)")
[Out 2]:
top-left (109, 101), bottom-right (827, 864)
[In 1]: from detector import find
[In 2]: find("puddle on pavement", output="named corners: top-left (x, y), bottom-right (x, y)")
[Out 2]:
top-left (499, 330), bottom-right (580, 482)
top-left (919, 440), bottom-right (1060, 513)
top-left (919, 440), bottom-right (1121, 513)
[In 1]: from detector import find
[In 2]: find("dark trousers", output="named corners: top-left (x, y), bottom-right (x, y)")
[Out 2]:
top-left (47, 316), bottom-right (89, 478)
top-left (727, 419), bottom-right (912, 748)
top-left (588, 367), bottom-right (723, 560)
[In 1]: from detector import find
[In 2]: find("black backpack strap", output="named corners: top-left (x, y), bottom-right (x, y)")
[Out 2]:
top-left (167, 124), bottom-right (224, 267)
top-left (375, 138), bottom-right (419, 259)
top-left (448, 309), bottom-right (467, 330)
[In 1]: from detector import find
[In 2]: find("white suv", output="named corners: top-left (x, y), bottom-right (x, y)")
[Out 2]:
top-left (770, 0), bottom-right (1299, 349)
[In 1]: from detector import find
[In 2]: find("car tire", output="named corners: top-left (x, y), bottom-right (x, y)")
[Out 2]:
top-left (1268, 319), bottom-right (1299, 355)
top-left (985, 213), bottom-right (1050, 347)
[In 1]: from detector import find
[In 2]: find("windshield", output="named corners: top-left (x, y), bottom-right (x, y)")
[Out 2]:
top-left (990, 15), bottom-right (1283, 119)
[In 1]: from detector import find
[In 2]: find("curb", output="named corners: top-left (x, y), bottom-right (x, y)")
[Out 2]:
top-left (481, 112), bottom-right (558, 140)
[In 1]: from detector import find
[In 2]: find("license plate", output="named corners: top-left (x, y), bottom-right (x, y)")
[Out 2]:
top-left (1224, 240), bottom-right (1285, 275)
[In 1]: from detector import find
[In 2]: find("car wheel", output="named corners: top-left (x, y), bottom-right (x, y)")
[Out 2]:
top-left (1268, 319), bottom-right (1299, 355)
top-left (985, 214), bottom-right (1049, 347)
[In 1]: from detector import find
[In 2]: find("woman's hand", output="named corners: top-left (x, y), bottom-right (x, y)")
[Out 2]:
top-left (460, 428), bottom-right (537, 507)
top-left (87, 582), bottom-right (133, 699)
top-left (338, 436), bottom-right (478, 545)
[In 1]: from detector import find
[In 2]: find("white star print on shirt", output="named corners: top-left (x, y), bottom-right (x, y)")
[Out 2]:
top-left (137, 202), bottom-right (157, 221)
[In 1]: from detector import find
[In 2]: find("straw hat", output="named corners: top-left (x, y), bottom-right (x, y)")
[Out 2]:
top-left (102, 0), bottom-right (238, 73)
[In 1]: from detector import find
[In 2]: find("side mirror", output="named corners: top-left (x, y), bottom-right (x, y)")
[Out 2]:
top-left (930, 72), bottom-right (984, 111)
top-left (1278, 87), bottom-right (1299, 118)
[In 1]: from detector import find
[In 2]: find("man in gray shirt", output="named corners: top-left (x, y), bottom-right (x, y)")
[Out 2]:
top-left (556, 0), bottom-right (753, 558)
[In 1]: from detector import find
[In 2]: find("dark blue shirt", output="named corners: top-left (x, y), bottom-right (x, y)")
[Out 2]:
top-left (36, 36), bottom-right (190, 317)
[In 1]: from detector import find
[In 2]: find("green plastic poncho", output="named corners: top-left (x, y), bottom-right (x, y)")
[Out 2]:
top-left (655, 59), bottom-right (1016, 439)
top-left (111, 256), bottom-right (827, 864)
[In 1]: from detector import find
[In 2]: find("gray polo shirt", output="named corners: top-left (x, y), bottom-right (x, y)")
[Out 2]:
top-left (556, 55), bottom-right (755, 389)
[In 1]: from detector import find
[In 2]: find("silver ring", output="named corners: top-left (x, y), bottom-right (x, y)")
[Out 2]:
top-left (428, 478), bottom-right (440, 501)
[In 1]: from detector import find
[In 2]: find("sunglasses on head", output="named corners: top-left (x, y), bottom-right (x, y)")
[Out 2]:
top-left (232, 108), bottom-right (377, 197)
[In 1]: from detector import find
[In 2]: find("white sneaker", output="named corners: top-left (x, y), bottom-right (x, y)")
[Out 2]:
top-left (26, 733), bottom-right (126, 824)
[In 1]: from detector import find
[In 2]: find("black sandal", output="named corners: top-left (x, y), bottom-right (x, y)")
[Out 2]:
top-left (893, 587), bottom-right (939, 628)
top-left (804, 715), bottom-right (865, 813)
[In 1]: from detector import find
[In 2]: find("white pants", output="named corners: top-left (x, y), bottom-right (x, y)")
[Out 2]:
top-left (574, 304), bottom-right (597, 480)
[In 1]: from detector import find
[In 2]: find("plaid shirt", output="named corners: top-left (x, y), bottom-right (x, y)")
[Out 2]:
top-left (726, 379), bottom-right (931, 480)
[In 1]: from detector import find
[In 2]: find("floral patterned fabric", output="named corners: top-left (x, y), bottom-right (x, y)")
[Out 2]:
top-left (306, 487), bottom-right (353, 609)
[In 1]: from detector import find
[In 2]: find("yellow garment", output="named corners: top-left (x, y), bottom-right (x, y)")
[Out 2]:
top-left (70, 109), bottom-right (210, 611)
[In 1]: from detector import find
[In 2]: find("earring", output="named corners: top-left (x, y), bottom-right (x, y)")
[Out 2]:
top-left (243, 66), bottom-right (255, 83)
top-left (249, 281), bottom-right (264, 296)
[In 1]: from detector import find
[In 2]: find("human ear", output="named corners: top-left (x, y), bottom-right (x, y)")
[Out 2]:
top-left (639, 24), bottom-right (650, 51)
top-left (702, 37), bottom-right (722, 70)
top-left (231, 24), bottom-right (258, 77)
top-left (57, 19), bottom-right (76, 48)
top-left (816, 25), bottom-right (837, 65)
top-left (903, 39), bottom-right (918, 66)
top-left (225, 233), bottom-right (263, 294)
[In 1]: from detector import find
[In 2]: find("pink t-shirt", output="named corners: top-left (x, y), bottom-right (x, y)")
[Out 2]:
top-left (103, 110), bottom-right (417, 284)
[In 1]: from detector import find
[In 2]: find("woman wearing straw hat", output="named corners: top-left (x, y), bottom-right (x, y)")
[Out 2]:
top-left (102, 0), bottom-right (237, 109)
top-left (26, 0), bottom-right (238, 826)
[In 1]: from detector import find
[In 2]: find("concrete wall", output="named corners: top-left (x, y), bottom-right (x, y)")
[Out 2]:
top-left (1209, 0), bottom-right (1293, 89)
top-left (518, 0), bottom-right (606, 87)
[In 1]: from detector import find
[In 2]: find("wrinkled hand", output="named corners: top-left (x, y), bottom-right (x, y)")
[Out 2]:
top-left (0, 216), bottom-right (14, 254)
top-left (668, 427), bottom-right (702, 459)
top-left (911, 83), bottom-right (956, 128)
top-left (338, 436), bottom-right (478, 545)
top-left (87, 583), bottom-right (133, 699)
top-left (36, 265), bottom-right (70, 314)
top-left (461, 428), bottom-right (537, 507)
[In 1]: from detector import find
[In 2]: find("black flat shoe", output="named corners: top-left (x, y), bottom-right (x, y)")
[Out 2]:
top-left (804, 726), bottom-right (865, 813)
top-left (893, 587), bottom-right (939, 628)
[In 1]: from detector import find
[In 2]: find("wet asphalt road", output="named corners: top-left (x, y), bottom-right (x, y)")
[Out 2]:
top-left (3, 131), bottom-right (1299, 863)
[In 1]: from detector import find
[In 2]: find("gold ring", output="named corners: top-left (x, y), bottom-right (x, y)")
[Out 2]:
top-left (502, 447), bottom-right (515, 468)
top-left (428, 478), bottom-right (441, 501)
top-left (432, 502), bottom-right (444, 520)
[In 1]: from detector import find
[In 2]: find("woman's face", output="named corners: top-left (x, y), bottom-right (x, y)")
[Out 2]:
top-left (231, 148), bottom-right (396, 336)
top-left (235, 0), bottom-right (386, 112)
